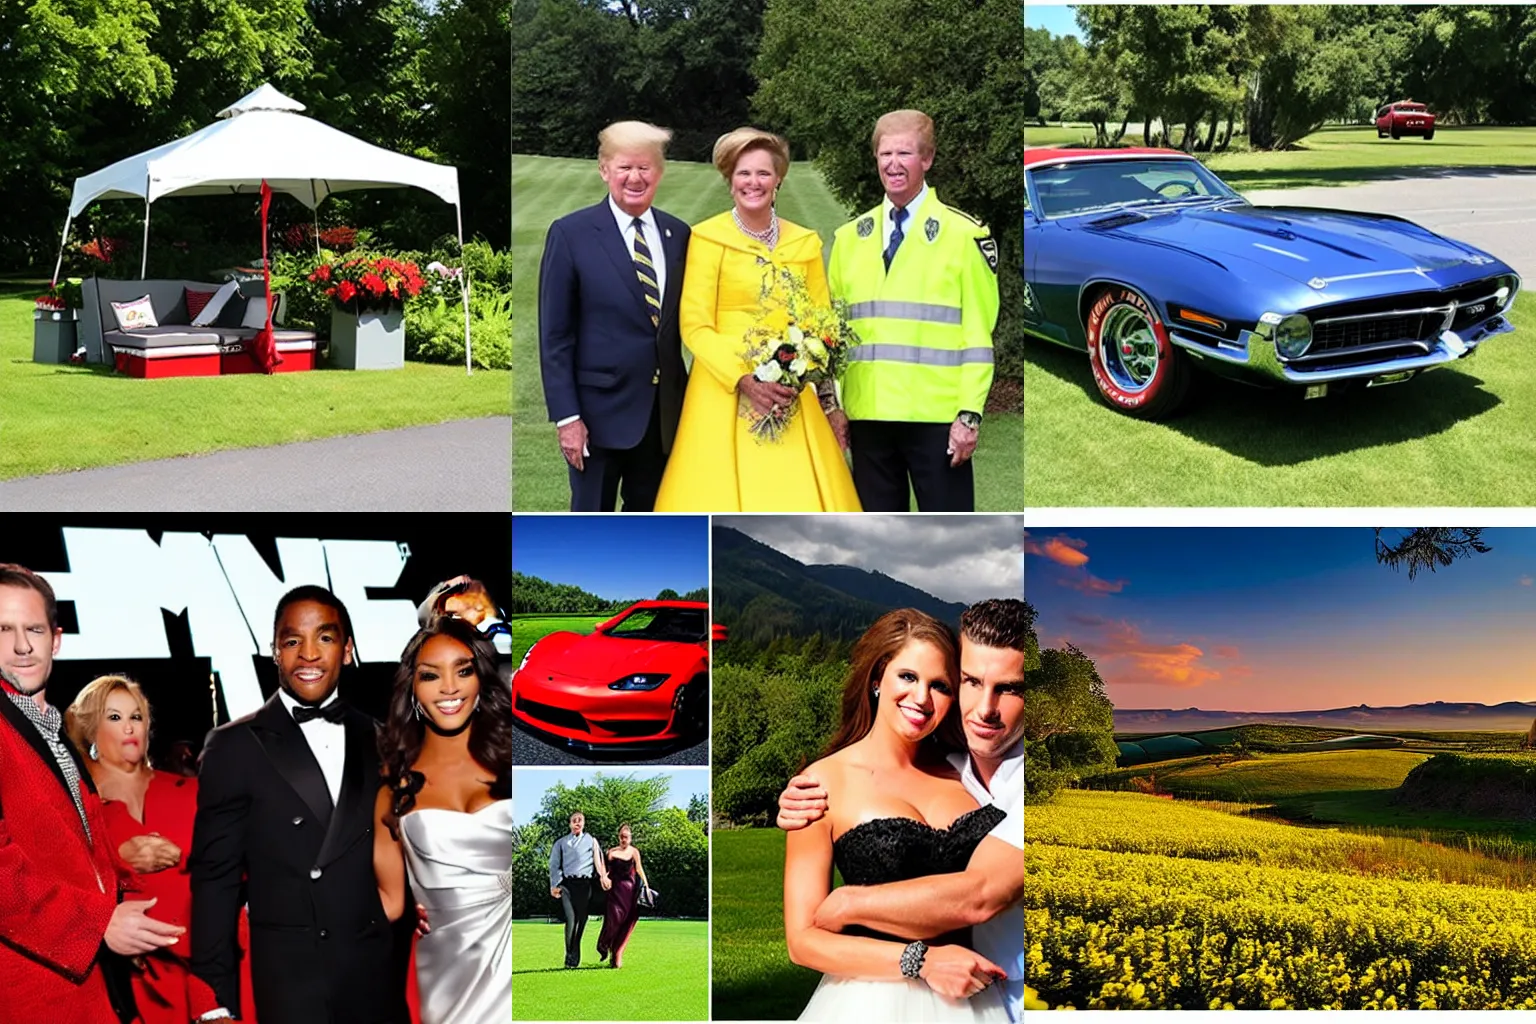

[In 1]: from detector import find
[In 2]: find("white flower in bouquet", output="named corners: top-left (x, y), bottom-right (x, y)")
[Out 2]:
top-left (789, 356), bottom-right (808, 376)
top-left (788, 324), bottom-right (805, 347)
top-left (753, 361), bottom-right (782, 383)
top-left (804, 333), bottom-right (827, 361)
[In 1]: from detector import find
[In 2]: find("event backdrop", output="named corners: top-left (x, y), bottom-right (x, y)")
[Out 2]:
top-left (2, 516), bottom-right (510, 765)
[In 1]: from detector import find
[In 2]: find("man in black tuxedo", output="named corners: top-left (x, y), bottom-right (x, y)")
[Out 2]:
top-left (190, 586), bottom-right (408, 1023)
top-left (538, 119), bottom-right (691, 512)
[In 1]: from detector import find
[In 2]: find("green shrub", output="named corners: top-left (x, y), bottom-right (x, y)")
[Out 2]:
top-left (405, 288), bottom-right (511, 370)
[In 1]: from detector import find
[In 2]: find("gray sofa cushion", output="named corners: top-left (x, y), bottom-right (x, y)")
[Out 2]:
top-left (104, 327), bottom-right (222, 350)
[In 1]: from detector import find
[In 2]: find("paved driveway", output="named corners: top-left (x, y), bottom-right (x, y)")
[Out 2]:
top-left (0, 417), bottom-right (510, 511)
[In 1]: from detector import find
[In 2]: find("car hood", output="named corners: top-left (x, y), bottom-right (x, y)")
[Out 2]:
top-left (1086, 202), bottom-right (1505, 295)
top-left (539, 633), bottom-right (687, 685)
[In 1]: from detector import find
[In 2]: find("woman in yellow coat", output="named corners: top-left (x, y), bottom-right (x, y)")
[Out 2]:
top-left (654, 128), bottom-right (862, 512)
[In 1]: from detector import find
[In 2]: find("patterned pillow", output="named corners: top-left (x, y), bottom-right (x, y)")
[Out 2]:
top-left (110, 295), bottom-right (159, 332)
top-left (184, 289), bottom-right (217, 322)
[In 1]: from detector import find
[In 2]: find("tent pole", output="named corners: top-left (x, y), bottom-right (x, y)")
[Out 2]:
top-left (312, 179), bottom-right (321, 261)
top-left (50, 213), bottom-right (73, 288)
top-left (139, 192), bottom-right (151, 279)
top-left (457, 203), bottom-right (471, 376)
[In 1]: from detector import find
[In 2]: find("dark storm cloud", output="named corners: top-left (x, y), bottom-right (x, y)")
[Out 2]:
top-left (714, 515), bottom-right (1023, 604)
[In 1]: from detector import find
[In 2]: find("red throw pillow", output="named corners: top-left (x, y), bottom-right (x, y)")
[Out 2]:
top-left (184, 288), bottom-right (217, 322)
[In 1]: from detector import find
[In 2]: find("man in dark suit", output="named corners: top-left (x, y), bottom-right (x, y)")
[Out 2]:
top-left (538, 119), bottom-right (691, 512)
top-left (190, 585), bottom-right (408, 1024)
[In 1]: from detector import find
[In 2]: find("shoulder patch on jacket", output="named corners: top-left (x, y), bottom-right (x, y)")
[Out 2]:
top-left (975, 236), bottom-right (999, 274)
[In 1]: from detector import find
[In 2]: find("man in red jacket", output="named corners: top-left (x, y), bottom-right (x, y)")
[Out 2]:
top-left (0, 564), bottom-right (185, 1024)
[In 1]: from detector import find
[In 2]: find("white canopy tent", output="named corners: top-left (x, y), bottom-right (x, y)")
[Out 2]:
top-left (56, 84), bottom-right (473, 372)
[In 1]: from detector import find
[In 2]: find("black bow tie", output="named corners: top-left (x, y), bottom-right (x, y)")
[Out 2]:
top-left (292, 700), bottom-right (347, 725)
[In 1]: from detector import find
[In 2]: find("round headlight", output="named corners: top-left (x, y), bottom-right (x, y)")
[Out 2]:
top-left (1274, 314), bottom-right (1312, 359)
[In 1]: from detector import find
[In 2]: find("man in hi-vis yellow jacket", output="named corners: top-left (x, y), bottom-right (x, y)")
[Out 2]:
top-left (830, 110), bottom-right (1000, 512)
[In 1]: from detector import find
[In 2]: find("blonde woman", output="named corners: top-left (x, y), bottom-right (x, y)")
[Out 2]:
top-left (654, 127), bottom-right (862, 512)
top-left (66, 676), bottom-right (255, 1024)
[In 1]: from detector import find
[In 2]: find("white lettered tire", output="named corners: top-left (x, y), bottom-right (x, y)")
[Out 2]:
top-left (1085, 284), bottom-right (1193, 420)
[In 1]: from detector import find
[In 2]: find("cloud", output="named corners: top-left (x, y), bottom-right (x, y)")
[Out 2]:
top-left (716, 515), bottom-right (1023, 604)
top-left (1060, 573), bottom-right (1127, 596)
top-left (1025, 533), bottom-right (1090, 568)
top-left (1071, 618), bottom-right (1236, 690)
top-left (1522, 575), bottom-right (1533, 587)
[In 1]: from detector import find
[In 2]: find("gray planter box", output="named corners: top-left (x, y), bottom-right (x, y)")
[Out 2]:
top-left (33, 309), bottom-right (79, 364)
top-left (329, 308), bottom-right (404, 370)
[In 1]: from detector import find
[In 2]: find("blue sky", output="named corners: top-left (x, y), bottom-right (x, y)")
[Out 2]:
top-left (1027, 528), bottom-right (1536, 711)
top-left (1024, 2), bottom-right (1080, 39)
top-left (511, 515), bottom-right (708, 601)
top-left (511, 766), bottom-right (710, 827)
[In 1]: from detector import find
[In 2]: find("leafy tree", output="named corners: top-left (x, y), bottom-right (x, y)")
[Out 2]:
top-left (1024, 629), bottom-right (1116, 803)
top-left (687, 792), bottom-right (710, 828)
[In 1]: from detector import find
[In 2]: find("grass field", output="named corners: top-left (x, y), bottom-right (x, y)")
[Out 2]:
top-left (512, 918), bottom-right (708, 1021)
top-left (0, 281), bottom-right (508, 481)
top-left (512, 154), bottom-right (1022, 511)
top-left (711, 828), bottom-right (821, 1021)
top-left (511, 614), bottom-right (605, 664)
top-left (1025, 292), bottom-right (1536, 505)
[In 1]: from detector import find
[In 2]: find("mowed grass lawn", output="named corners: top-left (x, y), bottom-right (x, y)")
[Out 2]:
top-left (0, 281), bottom-right (508, 481)
top-left (512, 155), bottom-right (1022, 511)
top-left (510, 614), bottom-right (605, 664)
top-left (512, 918), bottom-right (708, 1021)
top-left (1027, 287), bottom-right (1536, 505)
top-left (712, 829), bottom-right (821, 1021)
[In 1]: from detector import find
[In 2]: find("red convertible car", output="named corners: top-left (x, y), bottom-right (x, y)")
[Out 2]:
top-left (1376, 101), bottom-right (1436, 139)
top-left (512, 600), bottom-right (709, 749)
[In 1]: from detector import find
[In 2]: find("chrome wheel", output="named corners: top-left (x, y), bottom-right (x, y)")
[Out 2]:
top-left (1100, 304), bottom-right (1160, 392)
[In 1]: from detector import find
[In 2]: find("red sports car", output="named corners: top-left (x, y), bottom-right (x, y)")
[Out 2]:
top-left (1376, 100), bottom-right (1435, 139)
top-left (511, 600), bottom-right (709, 749)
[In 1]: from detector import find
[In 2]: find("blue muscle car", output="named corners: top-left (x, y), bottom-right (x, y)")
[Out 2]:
top-left (1023, 148), bottom-right (1521, 418)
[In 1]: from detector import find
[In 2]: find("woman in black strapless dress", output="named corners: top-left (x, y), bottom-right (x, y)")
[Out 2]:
top-left (782, 609), bottom-right (1009, 1022)
top-left (597, 825), bottom-right (649, 968)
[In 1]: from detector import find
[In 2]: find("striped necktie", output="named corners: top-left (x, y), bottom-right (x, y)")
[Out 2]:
top-left (884, 205), bottom-right (908, 271)
top-left (631, 217), bottom-right (661, 329)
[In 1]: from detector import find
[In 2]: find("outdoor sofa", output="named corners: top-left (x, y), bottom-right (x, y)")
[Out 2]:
top-left (81, 277), bottom-right (319, 378)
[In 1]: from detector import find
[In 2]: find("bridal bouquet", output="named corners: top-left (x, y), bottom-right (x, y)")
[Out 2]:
top-left (739, 260), bottom-right (861, 443)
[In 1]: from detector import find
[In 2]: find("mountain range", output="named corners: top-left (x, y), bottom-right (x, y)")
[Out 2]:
top-left (1115, 700), bottom-right (1536, 733)
top-left (712, 526), bottom-right (967, 644)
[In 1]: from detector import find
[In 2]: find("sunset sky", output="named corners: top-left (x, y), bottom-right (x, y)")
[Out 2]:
top-left (1027, 528), bottom-right (1536, 711)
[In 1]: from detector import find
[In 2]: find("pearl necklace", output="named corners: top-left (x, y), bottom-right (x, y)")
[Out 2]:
top-left (733, 207), bottom-right (779, 249)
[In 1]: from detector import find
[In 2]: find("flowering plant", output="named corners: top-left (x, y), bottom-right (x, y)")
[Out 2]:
top-left (739, 259), bottom-right (861, 442)
top-left (34, 278), bottom-right (83, 312)
top-left (308, 254), bottom-right (425, 313)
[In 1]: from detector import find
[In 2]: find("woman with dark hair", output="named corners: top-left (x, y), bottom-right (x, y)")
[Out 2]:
top-left (373, 618), bottom-right (512, 1024)
top-left (783, 609), bottom-right (1008, 1022)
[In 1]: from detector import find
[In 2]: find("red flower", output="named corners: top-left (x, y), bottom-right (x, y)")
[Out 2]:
top-left (336, 281), bottom-right (357, 303)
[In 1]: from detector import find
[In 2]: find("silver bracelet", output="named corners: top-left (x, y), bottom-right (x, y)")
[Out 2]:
top-left (899, 939), bottom-right (928, 979)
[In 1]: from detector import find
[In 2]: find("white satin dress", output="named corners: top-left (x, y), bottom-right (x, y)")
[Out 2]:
top-left (401, 801), bottom-right (513, 1024)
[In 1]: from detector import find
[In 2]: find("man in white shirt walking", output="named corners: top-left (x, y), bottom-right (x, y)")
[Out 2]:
top-left (779, 598), bottom-right (1026, 1021)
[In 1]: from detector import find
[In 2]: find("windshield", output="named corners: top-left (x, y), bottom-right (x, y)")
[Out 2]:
top-left (606, 606), bottom-right (707, 643)
top-left (1398, 103), bottom-right (1427, 112)
top-left (1028, 159), bottom-right (1242, 219)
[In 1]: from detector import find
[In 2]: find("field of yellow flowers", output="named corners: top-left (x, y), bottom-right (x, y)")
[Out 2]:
top-left (1026, 791), bottom-right (1536, 1009)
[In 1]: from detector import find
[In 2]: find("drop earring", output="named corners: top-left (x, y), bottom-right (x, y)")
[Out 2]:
top-left (411, 697), bottom-right (423, 721)
top-left (472, 695), bottom-right (482, 714)
top-left (88, 743), bottom-right (98, 761)
top-left (872, 686), bottom-right (880, 699)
